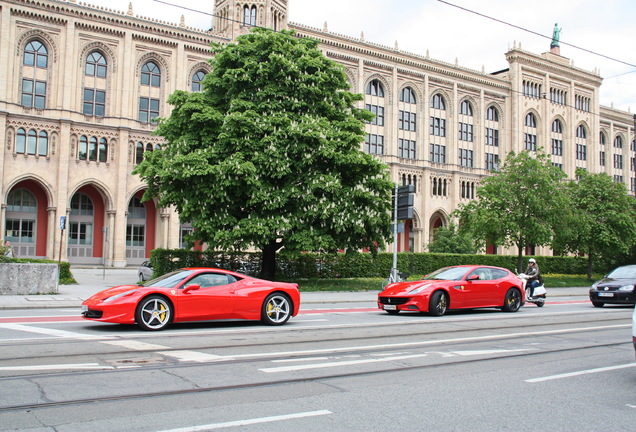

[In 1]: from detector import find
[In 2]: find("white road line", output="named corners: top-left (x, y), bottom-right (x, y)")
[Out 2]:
top-left (526, 363), bottom-right (636, 383)
top-left (0, 363), bottom-right (114, 371)
top-left (102, 340), bottom-right (170, 350)
top-left (0, 323), bottom-right (107, 340)
top-left (158, 350), bottom-right (224, 362)
top-left (156, 410), bottom-right (332, 432)
top-left (210, 324), bottom-right (630, 362)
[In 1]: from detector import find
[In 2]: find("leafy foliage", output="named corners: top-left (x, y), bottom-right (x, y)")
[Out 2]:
top-left (135, 29), bottom-right (393, 279)
top-left (455, 150), bottom-right (567, 271)
top-left (427, 222), bottom-right (478, 254)
top-left (554, 169), bottom-right (636, 278)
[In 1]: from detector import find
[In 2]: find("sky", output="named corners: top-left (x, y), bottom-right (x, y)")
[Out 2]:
top-left (82, 0), bottom-right (636, 113)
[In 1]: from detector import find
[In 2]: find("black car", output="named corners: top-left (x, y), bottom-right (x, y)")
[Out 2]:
top-left (589, 265), bottom-right (636, 307)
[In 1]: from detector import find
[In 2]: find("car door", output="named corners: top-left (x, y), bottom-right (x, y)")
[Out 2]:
top-left (462, 267), bottom-right (498, 307)
top-left (176, 272), bottom-right (238, 321)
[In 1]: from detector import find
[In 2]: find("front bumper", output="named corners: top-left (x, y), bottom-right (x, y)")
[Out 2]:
top-left (589, 290), bottom-right (635, 304)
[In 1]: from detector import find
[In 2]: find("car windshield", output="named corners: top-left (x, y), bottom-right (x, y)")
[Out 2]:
top-left (143, 270), bottom-right (194, 288)
top-left (423, 267), bottom-right (470, 281)
top-left (606, 266), bottom-right (636, 279)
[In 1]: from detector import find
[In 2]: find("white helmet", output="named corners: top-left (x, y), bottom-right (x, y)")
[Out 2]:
top-left (529, 258), bottom-right (536, 263)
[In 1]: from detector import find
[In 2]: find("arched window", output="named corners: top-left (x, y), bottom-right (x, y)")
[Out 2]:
top-left (524, 113), bottom-right (537, 151)
top-left (459, 100), bottom-right (474, 142)
top-left (192, 70), bottom-right (206, 92)
top-left (24, 40), bottom-right (48, 68)
top-left (38, 131), bottom-right (48, 156)
top-left (16, 128), bottom-right (26, 154)
top-left (366, 80), bottom-right (384, 97)
top-left (576, 124), bottom-right (588, 162)
top-left (85, 51), bottom-right (107, 77)
top-left (243, 5), bottom-right (257, 26)
top-left (99, 138), bottom-right (108, 163)
top-left (431, 94), bottom-right (446, 110)
top-left (5, 189), bottom-right (37, 250)
top-left (27, 129), bottom-right (37, 155)
top-left (614, 136), bottom-right (623, 148)
top-left (141, 61), bottom-right (161, 87)
top-left (399, 87), bottom-right (416, 104)
top-left (600, 132), bottom-right (607, 146)
top-left (486, 106), bottom-right (499, 122)
top-left (79, 135), bottom-right (88, 160)
top-left (551, 119), bottom-right (563, 156)
top-left (460, 100), bottom-right (473, 116)
top-left (576, 125), bottom-right (587, 139)
top-left (135, 142), bottom-right (144, 164)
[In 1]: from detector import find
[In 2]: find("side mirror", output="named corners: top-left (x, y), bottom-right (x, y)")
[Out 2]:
top-left (183, 284), bottom-right (201, 294)
top-left (467, 274), bottom-right (480, 281)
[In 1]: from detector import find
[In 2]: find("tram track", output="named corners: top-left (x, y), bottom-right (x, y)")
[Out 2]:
top-left (0, 339), bottom-right (629, 413)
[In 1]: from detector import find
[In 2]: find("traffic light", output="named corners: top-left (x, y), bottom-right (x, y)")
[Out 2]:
top-left (393, 184), bottom-right (414, 220)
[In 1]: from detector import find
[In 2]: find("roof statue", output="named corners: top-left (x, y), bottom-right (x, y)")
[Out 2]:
top-left (551, 23), bottom-right (561, 48)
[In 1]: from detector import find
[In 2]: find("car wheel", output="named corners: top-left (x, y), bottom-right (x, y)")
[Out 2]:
top-left (138, 272), bottom-right (145, 281)
top-left (135, 296), bottom-right (172, 331)
top-left (592, 301), bottom-right (605, 308)
top-left (502, 288), bottom-right (522, 312)
top-left (261, 293), bottom-right (292, 325)
top-left (429, 291), bottom-right (448, 316)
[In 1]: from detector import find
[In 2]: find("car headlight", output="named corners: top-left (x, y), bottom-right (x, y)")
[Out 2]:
top-left (618, 285), bottom-right (634, 291)
top-left (409, 284), bottom-right (432, 294)
top-left (103, 289), bottom-right (137, 303)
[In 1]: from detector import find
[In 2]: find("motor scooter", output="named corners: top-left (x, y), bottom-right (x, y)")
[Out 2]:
top-left (517, 273), bottom-right (546, 307)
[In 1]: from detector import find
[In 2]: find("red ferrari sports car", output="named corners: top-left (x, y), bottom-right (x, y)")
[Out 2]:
top-left (378, 265), bottom-right (525, 316)
top-left (81, 268), bottom-right (300, 330)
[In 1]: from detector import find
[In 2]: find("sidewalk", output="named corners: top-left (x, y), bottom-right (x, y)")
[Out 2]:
top-left (0, 268), bottom-right (590, 310)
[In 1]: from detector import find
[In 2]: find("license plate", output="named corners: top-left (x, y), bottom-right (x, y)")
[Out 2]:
top-left (598, 292), bottom-right (614, 297)
top-left (383, 304), bottom-right (397, 310)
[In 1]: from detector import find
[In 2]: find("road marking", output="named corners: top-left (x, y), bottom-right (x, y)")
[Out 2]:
top-left (158, 350), bottom-right (224, 362)
top-left (0, 323), bottom-right (106, 340)
top-left (259, 349), bottom-right (532, 373)
top-left (102, 340), bottom-right (169, 350)
top-left (156, 410), bottom-right (332, 432)
top-left (0, 363), bottom-right (114, 371)
top-left (526, 363), bottom-right (636, 382)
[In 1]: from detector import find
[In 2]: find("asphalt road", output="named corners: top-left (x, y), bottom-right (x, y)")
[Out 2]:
top-left (0, 295), bottom-right (634, 431)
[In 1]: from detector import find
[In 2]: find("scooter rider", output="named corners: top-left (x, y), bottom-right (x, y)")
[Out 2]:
top-left (525, 258), bottom-right (541, 298)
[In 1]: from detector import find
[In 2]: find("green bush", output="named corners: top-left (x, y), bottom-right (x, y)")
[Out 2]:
top-left (148, 249), bottom-right (590, 281)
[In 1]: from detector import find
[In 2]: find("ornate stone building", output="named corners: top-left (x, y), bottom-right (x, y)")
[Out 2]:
top-left (0, 0), bottom-right (633, 266)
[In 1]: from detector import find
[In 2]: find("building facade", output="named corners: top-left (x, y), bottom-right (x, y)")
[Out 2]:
top-left (0, 0), bottom-right (634, 266)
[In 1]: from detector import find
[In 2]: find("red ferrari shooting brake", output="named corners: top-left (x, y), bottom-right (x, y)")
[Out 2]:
top-left (378, 265), bottom-right (525, 316)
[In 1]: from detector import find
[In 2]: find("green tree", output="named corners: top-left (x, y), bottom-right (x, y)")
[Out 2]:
top-left (554, 169), bottom-right (636, 279)
top-left (427, 222), bottom-right (477, 254)
top-left (454, 150), bottom-right (567, 271)
top-left (134, 29), bottom-right (393, 280)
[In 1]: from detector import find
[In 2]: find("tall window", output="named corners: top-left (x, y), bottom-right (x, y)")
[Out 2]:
top-left (398, 87), bottom-right (417, 132)
top-left (5, 189), bottom-right (37, 250)
top-left (458, 100), bottom-right (474, 142)
top-left (575, 124), bottom-right (588, 162)
top-left (78, 135), bottom-right (107, 162)
top-left (458, 149), bottom-right (474, 168)
top-left (85, 51), bottom-right (107, 77)
top-left (398, 139), bottom-right (416, 159)
top-left (524, 113), bottom-right (537, 151)
top-left (21, 40), bottom-right (48, 109)
top-left (127, 197), bottom-right (146, 248)
top-left (68, 193), bottom-right (94, 247)
top-left (485, 106), bottom-right (499, 148)
top-left (551, 119), bottom-right (563, 156)
top-left (365, 80), bottom-right (385, 155)
top-left (430, 93), bottom-right (447, 164)
top-left (485, 153), bottom-right (499, 171)
top-left (243, 5), bottom-right (257, 26)
top-left (192, 70), bottom-right (206, 92)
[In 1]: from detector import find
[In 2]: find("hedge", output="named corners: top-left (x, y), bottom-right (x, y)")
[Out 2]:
top-left (149, 248), bottom-right (590, 280)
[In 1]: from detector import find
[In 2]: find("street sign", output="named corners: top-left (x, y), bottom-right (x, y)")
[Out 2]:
top-left (393, 184), bottom-right (415, 220)
top-left (59, 216), bottom-right (66, 230)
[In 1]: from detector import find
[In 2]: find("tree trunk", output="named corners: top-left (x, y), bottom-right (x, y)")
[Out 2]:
top-left (587, 253), bottom-right (594, 280)
top-left (517, 237), bottom-right (525, 273)
top-left (260, 240), bottom-right (280, 281)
